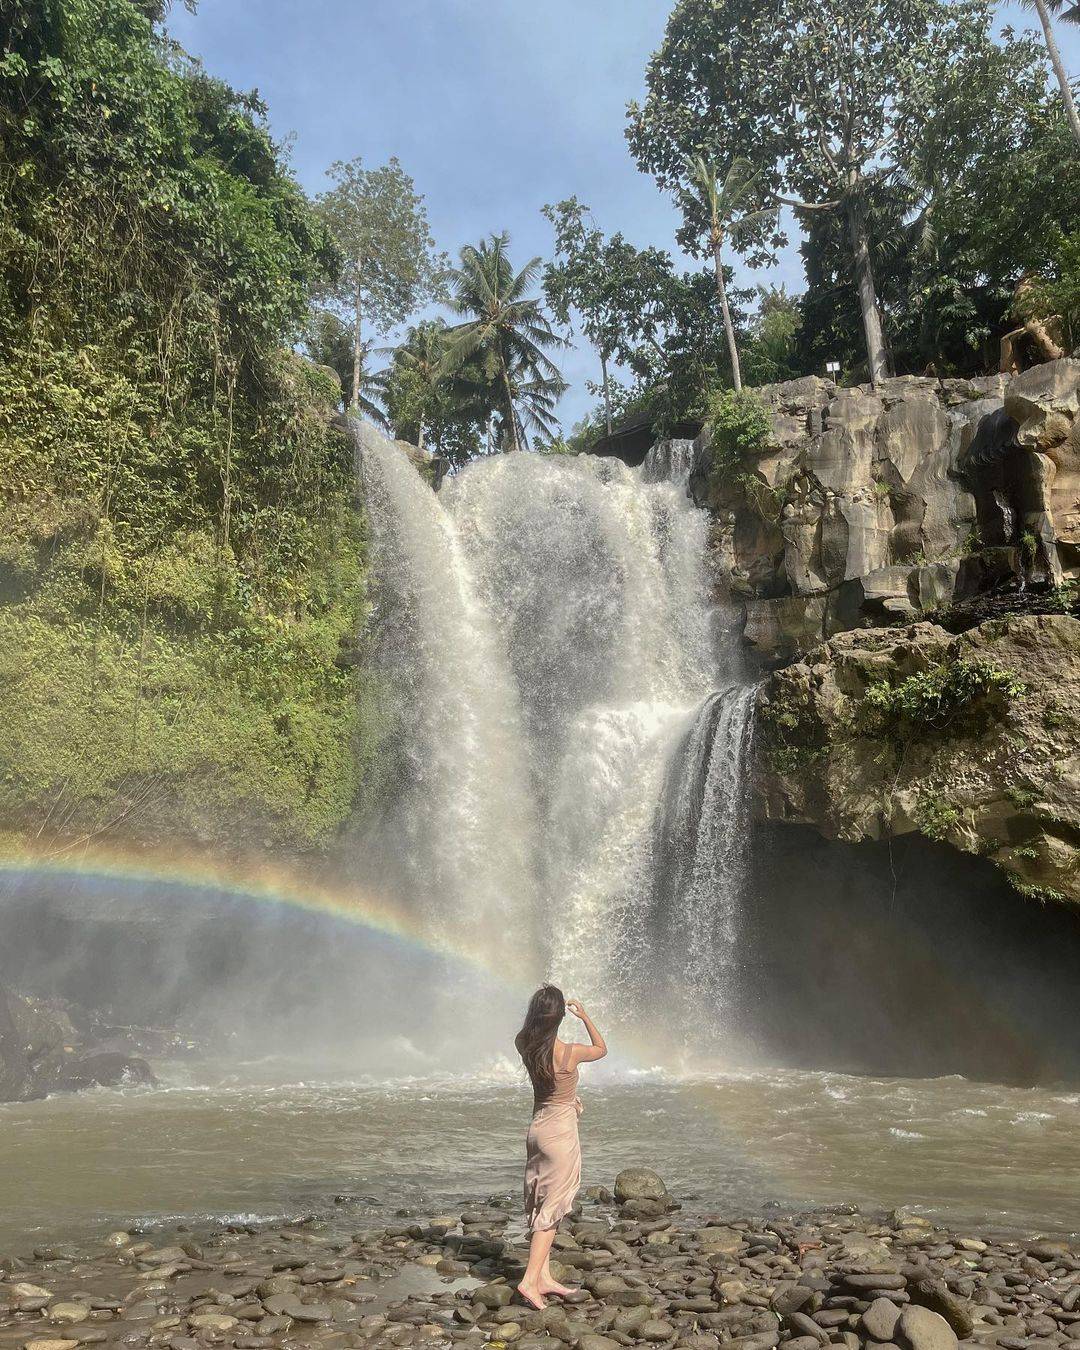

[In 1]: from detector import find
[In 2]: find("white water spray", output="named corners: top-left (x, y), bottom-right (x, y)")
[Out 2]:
top-left (353, 422), bottom-right (755, 1046)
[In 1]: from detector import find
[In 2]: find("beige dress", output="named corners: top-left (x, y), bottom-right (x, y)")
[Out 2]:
top-left (524, 1043), bottom-right (581, 1233)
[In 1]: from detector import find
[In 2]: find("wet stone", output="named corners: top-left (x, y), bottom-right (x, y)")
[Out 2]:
top-left (863, 1299), bottom-right (903, 1341)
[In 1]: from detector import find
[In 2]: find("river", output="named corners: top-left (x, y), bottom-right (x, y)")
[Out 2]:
top-left (3, 1060), bottom-right (1079, 1249)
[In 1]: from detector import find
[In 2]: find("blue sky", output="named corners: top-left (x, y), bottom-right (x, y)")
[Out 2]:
top-left (168, 1), bottom-right (1080, 433)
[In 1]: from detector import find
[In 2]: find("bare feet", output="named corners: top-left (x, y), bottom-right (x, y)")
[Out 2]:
top-left (539, 1279), bottom-right (579, 1298)
top-left (516, 1281), bottom-right (547, 1310)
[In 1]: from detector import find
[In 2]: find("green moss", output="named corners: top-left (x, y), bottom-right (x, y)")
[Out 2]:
top-left (1005, 785), bottom-right (1038, 810)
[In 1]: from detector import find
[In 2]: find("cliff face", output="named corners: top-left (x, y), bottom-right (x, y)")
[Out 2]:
top-left (754, 613), bottom-right (1080, 904)
top-left (694, 360), bottom-right (1080, 662)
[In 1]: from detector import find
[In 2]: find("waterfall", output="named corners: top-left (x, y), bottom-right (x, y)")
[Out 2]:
top-left (641, 438), bottom-right (696, 489)
top-left (352, 421), bottom-right (755, 1049)
top-left (647, 686), bottom-right (756, 1027)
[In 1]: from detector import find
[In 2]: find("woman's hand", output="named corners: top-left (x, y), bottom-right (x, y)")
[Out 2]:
top-left (566, 999), bottom-right (587, 1020)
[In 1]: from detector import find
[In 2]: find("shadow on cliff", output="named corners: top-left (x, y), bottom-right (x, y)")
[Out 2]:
top-left (737, 823), bottom-right (1080, 1086)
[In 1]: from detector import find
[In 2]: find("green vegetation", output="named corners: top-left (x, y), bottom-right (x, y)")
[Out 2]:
top-left (704, 389), bottom-right (775, 499)
top-left (313, 156), bottom-right (445, 411)
top-left (0, 0), bottom-right (378, 851)
top-left (915, 792), bottom-right (962, 842)
top-left (862, 659), bottom-right (1027, 737)
top-left (442, 233), bottom-right (567, 454)
top-left (619, 0), bottom-right (1080, 400)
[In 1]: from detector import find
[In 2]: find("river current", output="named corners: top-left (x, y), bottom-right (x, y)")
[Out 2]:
top-left (3, 1061), bottom-right (1080, 1248)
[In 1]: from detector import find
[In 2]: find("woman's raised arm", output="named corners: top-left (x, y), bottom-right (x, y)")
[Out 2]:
top-left (566, 999), bottom-right (607, 1062)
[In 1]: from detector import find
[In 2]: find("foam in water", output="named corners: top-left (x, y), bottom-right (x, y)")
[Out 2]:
top-left (352, 422), bottom-right (754, 1050)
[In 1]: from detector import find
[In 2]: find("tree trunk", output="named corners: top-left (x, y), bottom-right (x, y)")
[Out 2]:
top-left (845, 193), bottom-right (890, 387)
top-left (350, 267), bottom-right (363, 411)
top-left (417, 416), bottom-right (426, 454)
top-left (600, 351), bottom-right (613, 437)
top-left (500, 353), bottom-right (521, 453)
top-left (1033, 0), bottom-right (1080, 150)
top-left (712, 231), bottom-right (743, 393)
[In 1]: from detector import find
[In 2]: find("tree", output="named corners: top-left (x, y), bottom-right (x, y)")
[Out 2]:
top-left (380, 320), bottom-right (486, 465)
top-left (1022, 0), bottom-right (1080, 149)
top-left (628, 0), bottom-right (996, 386)
top-left (315, 157), bottom-right (445, 412)
top-left (682, 157), bottom-right (774, 391)
top-left (742, 286), bottom-right (803, 385)
top-left (302, 310), bottom-right (387, 422)
top-left (542, 199), bottom-right (662, 436)
top-left (443, 233), bottom-right (566, 453)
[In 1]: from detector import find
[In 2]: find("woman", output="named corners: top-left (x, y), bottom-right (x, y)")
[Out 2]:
top-left (514, 984), bottom-right (607, 1310)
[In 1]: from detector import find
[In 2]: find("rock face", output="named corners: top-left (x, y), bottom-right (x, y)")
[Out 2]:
top-left (693, 365), bottom-right (1080, 661)
top-left (754, 613), bottom-right (1080, 904)
top-left (0, 986), bottom-right (157, 1102)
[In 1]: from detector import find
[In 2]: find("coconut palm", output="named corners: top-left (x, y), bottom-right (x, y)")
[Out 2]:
top-left (1023, 0), bottom-right (1080, 149)
top-left (684, 157), bottom-right (775, 393)
top-left (443, 233), bottom-right (566, 452)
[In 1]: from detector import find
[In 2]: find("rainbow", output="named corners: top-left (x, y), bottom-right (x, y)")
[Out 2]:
top-left (0, 841), bottom-right (536, 990)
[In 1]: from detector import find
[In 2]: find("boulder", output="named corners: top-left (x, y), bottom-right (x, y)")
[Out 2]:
top-left (906, 1279), bottom-right (974, 1337)
top-left (755, 614), bottom-right (1080, 902)
top-left (695, 368), bottom-right (1079, 662)
top-left (613, 1168), bottom-right (668, 1204)
top-left (862, 1299), bottom-right (903, 1341)
top-left (897, 1305), bottom-right (958, 1350)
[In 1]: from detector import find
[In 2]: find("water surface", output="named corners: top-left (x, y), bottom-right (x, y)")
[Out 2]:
top-left (3, 1061), bottom-right (1078, 1248)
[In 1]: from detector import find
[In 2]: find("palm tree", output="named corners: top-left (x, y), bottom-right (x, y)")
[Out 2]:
top-left (685, 157), bottom-right (775, 393)
top-left (1023, 0), bottom-right (1080, 150)
top-left (304, 309), bottom-right (389, 424)
top-left (388, 320), bottom-right (449, 452)
top-left (443, 233), bottom-right (566, 452)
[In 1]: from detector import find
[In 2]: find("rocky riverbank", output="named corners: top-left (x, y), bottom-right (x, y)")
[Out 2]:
top-left (3, 1170), bottom-right (1080, 1350)
top-left (0, 985), bottom-right (195, 1102)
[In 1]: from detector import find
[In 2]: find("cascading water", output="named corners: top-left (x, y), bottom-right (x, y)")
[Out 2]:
top-left (352, 420), bottom-right (755, 1053)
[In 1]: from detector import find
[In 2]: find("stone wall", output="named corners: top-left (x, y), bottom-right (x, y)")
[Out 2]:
top-left (693, 361), bottom-right (1080, 662)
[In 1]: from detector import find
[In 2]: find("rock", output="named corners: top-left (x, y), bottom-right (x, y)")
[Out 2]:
top-left (843, 1275), bottom-right (907, 1293)
top-left (786, 1312), bottom-right (829, 1344)
top-left (897, 1304), bottom-right (959, 1350)
top-left (771, 1285), bottom-right (815, 1317)
top-left (577, 1337), bottom-right (621, 1350)
top-left (24, 1342), bottom-right (80, 1350)
top-left (613, 1169), bottom-right (668, 1204)
top-left (642, 1320), bottom-right (674, 1341)
top-left (48, 1306), bottom-right (90, 1325)
top-left (473, 1284), bottom-right (512, 1310)
top-left (756, 614), bottom-right (1080, 903)
top-left (697, 1227), bottom-right (744, 1255)
top-left (907, 1278), bottom-right (975, 1337)
top-left (862, 1299), bottom-right (903, 1341)
top-left (187, 1315), bottom-right (238, 1332)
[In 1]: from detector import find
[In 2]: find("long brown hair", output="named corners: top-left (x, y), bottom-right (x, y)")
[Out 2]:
top-left (515, 983), bottom-right (565, 1094)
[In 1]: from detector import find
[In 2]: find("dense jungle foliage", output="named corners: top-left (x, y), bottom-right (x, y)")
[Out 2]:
top-left (0, 0), bottom-right (379, 852)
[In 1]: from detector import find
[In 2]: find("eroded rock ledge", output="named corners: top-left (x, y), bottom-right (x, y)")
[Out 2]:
top-left (693, 361), bottom-right (1080, 663)
top-left (753, 614), bottom-right (1080, 905)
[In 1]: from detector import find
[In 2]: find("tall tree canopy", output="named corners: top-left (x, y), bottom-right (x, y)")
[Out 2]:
top-left (1023, 0), bottom-right (1080, 147)
top-left (443, 234), bottom-right (566, 453)
top-left (315, 157), bottom-right (445, 411)
top-left (628, 0), bottom-right (999, 385)
top-left (542, 199), bottom-right (674, 436)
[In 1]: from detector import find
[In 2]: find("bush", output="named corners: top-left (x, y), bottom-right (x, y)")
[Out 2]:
top-left (704, 388), bottom-right (774, 495)
top-left (862, 658), bottom-right (1026, 737)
